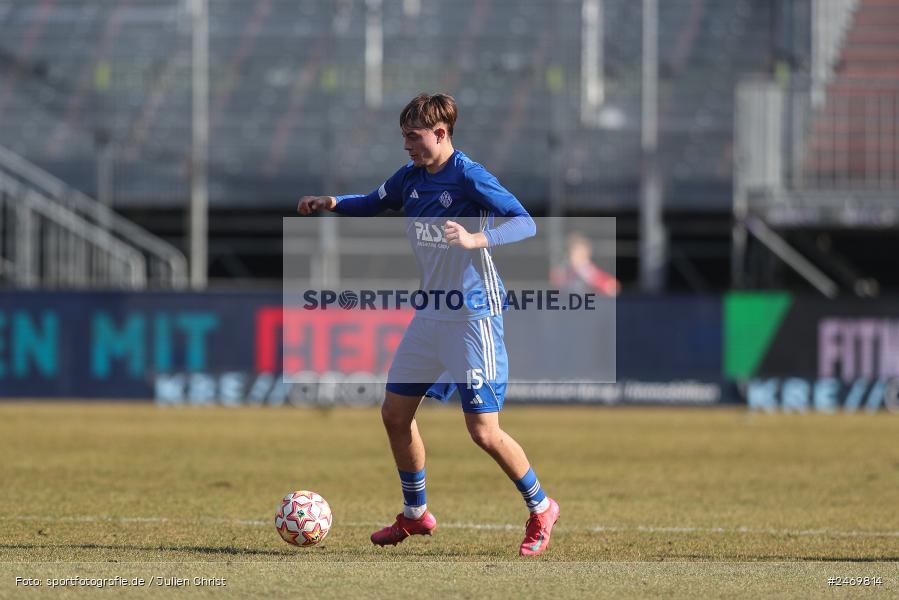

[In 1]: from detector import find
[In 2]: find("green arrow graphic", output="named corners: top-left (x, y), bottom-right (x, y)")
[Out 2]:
top-left (724, 292), bottom-right (793, 379)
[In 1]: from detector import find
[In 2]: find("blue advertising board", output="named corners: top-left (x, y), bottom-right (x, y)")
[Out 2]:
top-left (0, 291), bottom-right (724, 404)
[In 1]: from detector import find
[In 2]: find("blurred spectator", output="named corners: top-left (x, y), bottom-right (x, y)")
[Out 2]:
top-left (550, 232), bottom-right (620, 296)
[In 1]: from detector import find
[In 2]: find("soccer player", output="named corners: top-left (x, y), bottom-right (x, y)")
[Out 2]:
top-left (297, 93), bottom-right (560, 556)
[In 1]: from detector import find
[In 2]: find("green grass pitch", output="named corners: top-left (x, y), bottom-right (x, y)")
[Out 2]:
top-left (0, 403), bottom-right (896, 598)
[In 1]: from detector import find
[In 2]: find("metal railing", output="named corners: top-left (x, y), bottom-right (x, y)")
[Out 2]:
top-left (736, 79), bottom-right (899, 195)
top-left (791, 83), bottom-right (899, 190)
top-left (733, 77), bottom-right (899, 293)
top-left (1, 179), bottom-right (146, 289)
top-left (0, 144), bottom-right (188, 289)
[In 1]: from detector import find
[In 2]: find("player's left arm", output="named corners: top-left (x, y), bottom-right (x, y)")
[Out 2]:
top-left (445, 166), bottom-right (536, 250)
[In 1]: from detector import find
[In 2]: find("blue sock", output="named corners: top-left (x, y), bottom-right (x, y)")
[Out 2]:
top-left (515, 467), bottom-right (548, 512)
top-left (399, 469), bottom-right (426, 517)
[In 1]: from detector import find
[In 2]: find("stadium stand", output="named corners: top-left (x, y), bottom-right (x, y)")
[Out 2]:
top-left (0, 0), bottom-right (775, 211)
top-left (731, 0), bottom-right (899, 295)
top-left (804, 0), bottom-right (899, 187)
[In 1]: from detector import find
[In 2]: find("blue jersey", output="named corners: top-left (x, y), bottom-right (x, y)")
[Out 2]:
top-left (333, 150), bottom-right (535, 321)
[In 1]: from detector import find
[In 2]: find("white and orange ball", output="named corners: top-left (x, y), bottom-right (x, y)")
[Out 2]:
top-left (275, 490), bottom-right (332, 547)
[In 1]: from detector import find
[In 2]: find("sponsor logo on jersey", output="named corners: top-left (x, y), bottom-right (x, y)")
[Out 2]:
top-left (378, 182), bottom-right (387, 200)
top-left (410, 188), bottom-right (419, 199)
top-left (413, 221), bottom-right (448, 249)
top-left (470, 394), bottom-right (484, 405)
top-left (439, 190), bottom-right (453, 208)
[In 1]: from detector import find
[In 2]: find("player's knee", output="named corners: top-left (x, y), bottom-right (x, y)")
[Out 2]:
top-left (468, 425), bottom-right (500, 451)
top-left (381, 402), bottom-right (412, 432)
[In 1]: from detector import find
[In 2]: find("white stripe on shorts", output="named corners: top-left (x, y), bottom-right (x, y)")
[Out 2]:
top-left (478, 319), bottom-right (489, 381)
top-left (488, 318), bottom-right (497, 380)
top-left (479, 318), bottom-right (496, 381)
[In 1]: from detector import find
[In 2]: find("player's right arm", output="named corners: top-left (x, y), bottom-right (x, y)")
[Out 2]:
top-left (297, 196), bottom-right (336, 215)
top-left (296, 166), bottom-right (408, 217)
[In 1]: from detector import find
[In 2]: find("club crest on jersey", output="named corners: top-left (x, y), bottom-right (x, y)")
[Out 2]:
top-left (439, 191), bottom-right (453, 208)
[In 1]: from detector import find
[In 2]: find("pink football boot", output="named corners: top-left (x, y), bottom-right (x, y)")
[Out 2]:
top-left (519, 498), bottom-right (560, 556)
top-left (371, 511), bottom-right (437, 546)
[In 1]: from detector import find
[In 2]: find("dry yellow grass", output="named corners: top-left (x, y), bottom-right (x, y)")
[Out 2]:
top-left (0, 403), bottom-right (896, 598)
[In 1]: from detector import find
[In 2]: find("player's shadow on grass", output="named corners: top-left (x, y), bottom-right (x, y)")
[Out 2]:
top-left (0, 543), bottom-right (295, 557)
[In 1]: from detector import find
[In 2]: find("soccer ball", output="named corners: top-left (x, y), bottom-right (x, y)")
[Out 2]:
top-left (275, 490), bottom-right (333, 547)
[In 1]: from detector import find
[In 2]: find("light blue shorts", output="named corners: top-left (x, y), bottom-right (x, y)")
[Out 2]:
top-left (386, 314), bottom-right (508, 413)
